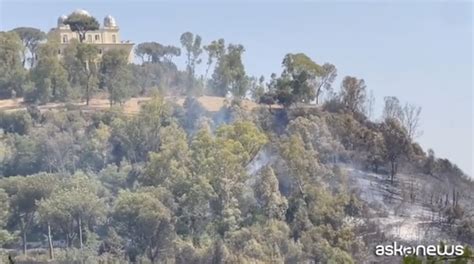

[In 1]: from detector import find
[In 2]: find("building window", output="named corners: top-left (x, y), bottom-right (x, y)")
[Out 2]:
top-left (62, 35), bottom-right (68, 43)
top-left (95, 34), bottom-right (100, 41)
top-left (87, 35), bottom-right (92, 43)
top-left (112, 34), bottom-right (116, 43)
top-left (58, 49), bottom-right (61, 55)
top-left (99, 49), bottom-right (102, 54)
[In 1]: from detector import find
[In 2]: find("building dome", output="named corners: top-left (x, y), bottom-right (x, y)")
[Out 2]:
top-left (70, 9), bottom-right (91, 17)
top-left (57, 15), bottom-right (68, 26)
top-left (104, 15), bottom-right (117, 27)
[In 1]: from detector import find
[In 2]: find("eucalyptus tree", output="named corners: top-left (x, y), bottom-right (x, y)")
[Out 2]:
top-left (254, 166), bottom-right (288, 220)
top-left (180, 32), bottom-right (203, 94)
top-left (315, 63), bottom-right (337, 104)
top-left (211, 44), bottom-right (248, 98)
top-left (180, 32), bottom-right (203, 77)
top-left (203, 38), bottom-right (225, 80)
top-left (275, 53), bottom-right (324, 106)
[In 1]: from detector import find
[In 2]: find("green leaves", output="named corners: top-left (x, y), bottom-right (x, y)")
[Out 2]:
top-left (204, 38), bottom-right (225, 79)
top-left (216, 121), bottom-right (268, 162)
top-left (112, 188), bottom-right (174, 262)
top-left (381, 118), bottom-right (411, 183)
top-left (282, 53), bottom-right (324, 77)
top-left (339, 76), bottom-right (367, 114)
top-left (100, 49), bottom-right (132, 106)
top-left (37, 173), bottom-right (106, 249)
top-left (11, 27), bottom-right (46, 67)
top-left (135, 42), bottom-right (181, 64)
top-left (180, 32), bottom-right (203, 95)
top-left (210, 44), bottom-right (248, 98)
top-left (274, 53), bottom-right (325, 106)
top-left (64, 14), bottom-right (100, 43)
top-left (0, 31), bottom-right (26, 98)
top-left (142, 122), bottom-right (191, 192)
top-left (30, 36), bottom-right (70, 103)
top-left (255, 166), bottom-right (288, 220)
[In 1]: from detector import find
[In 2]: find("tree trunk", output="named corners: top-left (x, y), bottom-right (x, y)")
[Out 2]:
top-left (21, 51), bottom-right (27, 68)
top-left (30, 53), bottom-right (36, 69)
top-left (22, 229), bottom-right (27, 256)
top-left (452, 188), bottom-right (456, 207)
top-left (48, 223), bottom-right (54, 260)
top-left (390, 162), bottom-right (395, 185)
top-left (78, 217), bottom-right (83, 250)
top-left (315, 86), bottom-right (322, 105)
top-left (86, 82), bottom-right (90, 106)
top-left (148, 248), bottom-right (156, 264)
top-left (390, 160), bottom-right (397, 185)
top-left (78, 217), bottom-right (84, 264)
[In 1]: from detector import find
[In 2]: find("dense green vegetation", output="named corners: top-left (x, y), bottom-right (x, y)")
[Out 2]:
top-left (0, 22), bottom-right (472, 263)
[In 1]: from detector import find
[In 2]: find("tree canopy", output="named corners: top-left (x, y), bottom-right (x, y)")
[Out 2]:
top-left (64, 14), bottom-right (100, 43)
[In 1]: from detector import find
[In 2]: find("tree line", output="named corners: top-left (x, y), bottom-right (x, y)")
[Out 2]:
top-left (0, 13), bottom-right (472, 263)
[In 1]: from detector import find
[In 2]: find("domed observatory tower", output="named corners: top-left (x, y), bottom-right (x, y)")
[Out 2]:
top-left (71, 9), bottom-right (91, 16)
top-left (102, 15), bottom-right (119, 44)
top-left (57, 15), bottom-right (68, 28)
top-left (104, 15), bottom-right (117, 28)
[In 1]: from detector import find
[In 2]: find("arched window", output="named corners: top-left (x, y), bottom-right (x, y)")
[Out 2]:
top-left (95, 34), bottom-right (100, 41)
top-left (112, 34), bottom-right (116, 43)
top-left (87, 35), bottom-right (92, 43)
top-left (62, 35), bottom-right (68, 43)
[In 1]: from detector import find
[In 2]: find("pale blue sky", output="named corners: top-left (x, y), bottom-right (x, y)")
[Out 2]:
top-left (0, 1), bottom-right (472, 176)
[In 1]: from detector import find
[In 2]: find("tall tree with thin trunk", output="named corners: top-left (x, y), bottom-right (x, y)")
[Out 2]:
top-left (76, 43), bottom-right (99, 105)
top-left (204, 38), bottom-right (225, 81)
top-left (38, 174), bottom-right (105, 256)
top-left (211, 44), bottom-right (249, 98)
top-left (100, 49), bottom-right (131, 106)
top-left (381, 118), bottom-right (411, 184)
top-left (382, 96), bottom-right (402, 121)
top-left (315, 63), bottom-right (337, 104)
top-left (401, 103), bottom-right (422, 140)
top-left (180, 32), bottom-right (203, 94)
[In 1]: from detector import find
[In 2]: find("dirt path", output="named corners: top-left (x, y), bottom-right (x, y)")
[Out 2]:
top-left (0, 96), bottom-right (272, 114)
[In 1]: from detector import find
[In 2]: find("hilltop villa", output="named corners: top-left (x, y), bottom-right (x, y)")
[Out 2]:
top-left (54, 9), bottom-right (134, 62)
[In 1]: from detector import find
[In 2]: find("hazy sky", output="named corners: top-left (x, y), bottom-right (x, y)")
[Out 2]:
top-left (0, 1), bottom-right (472, 176)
